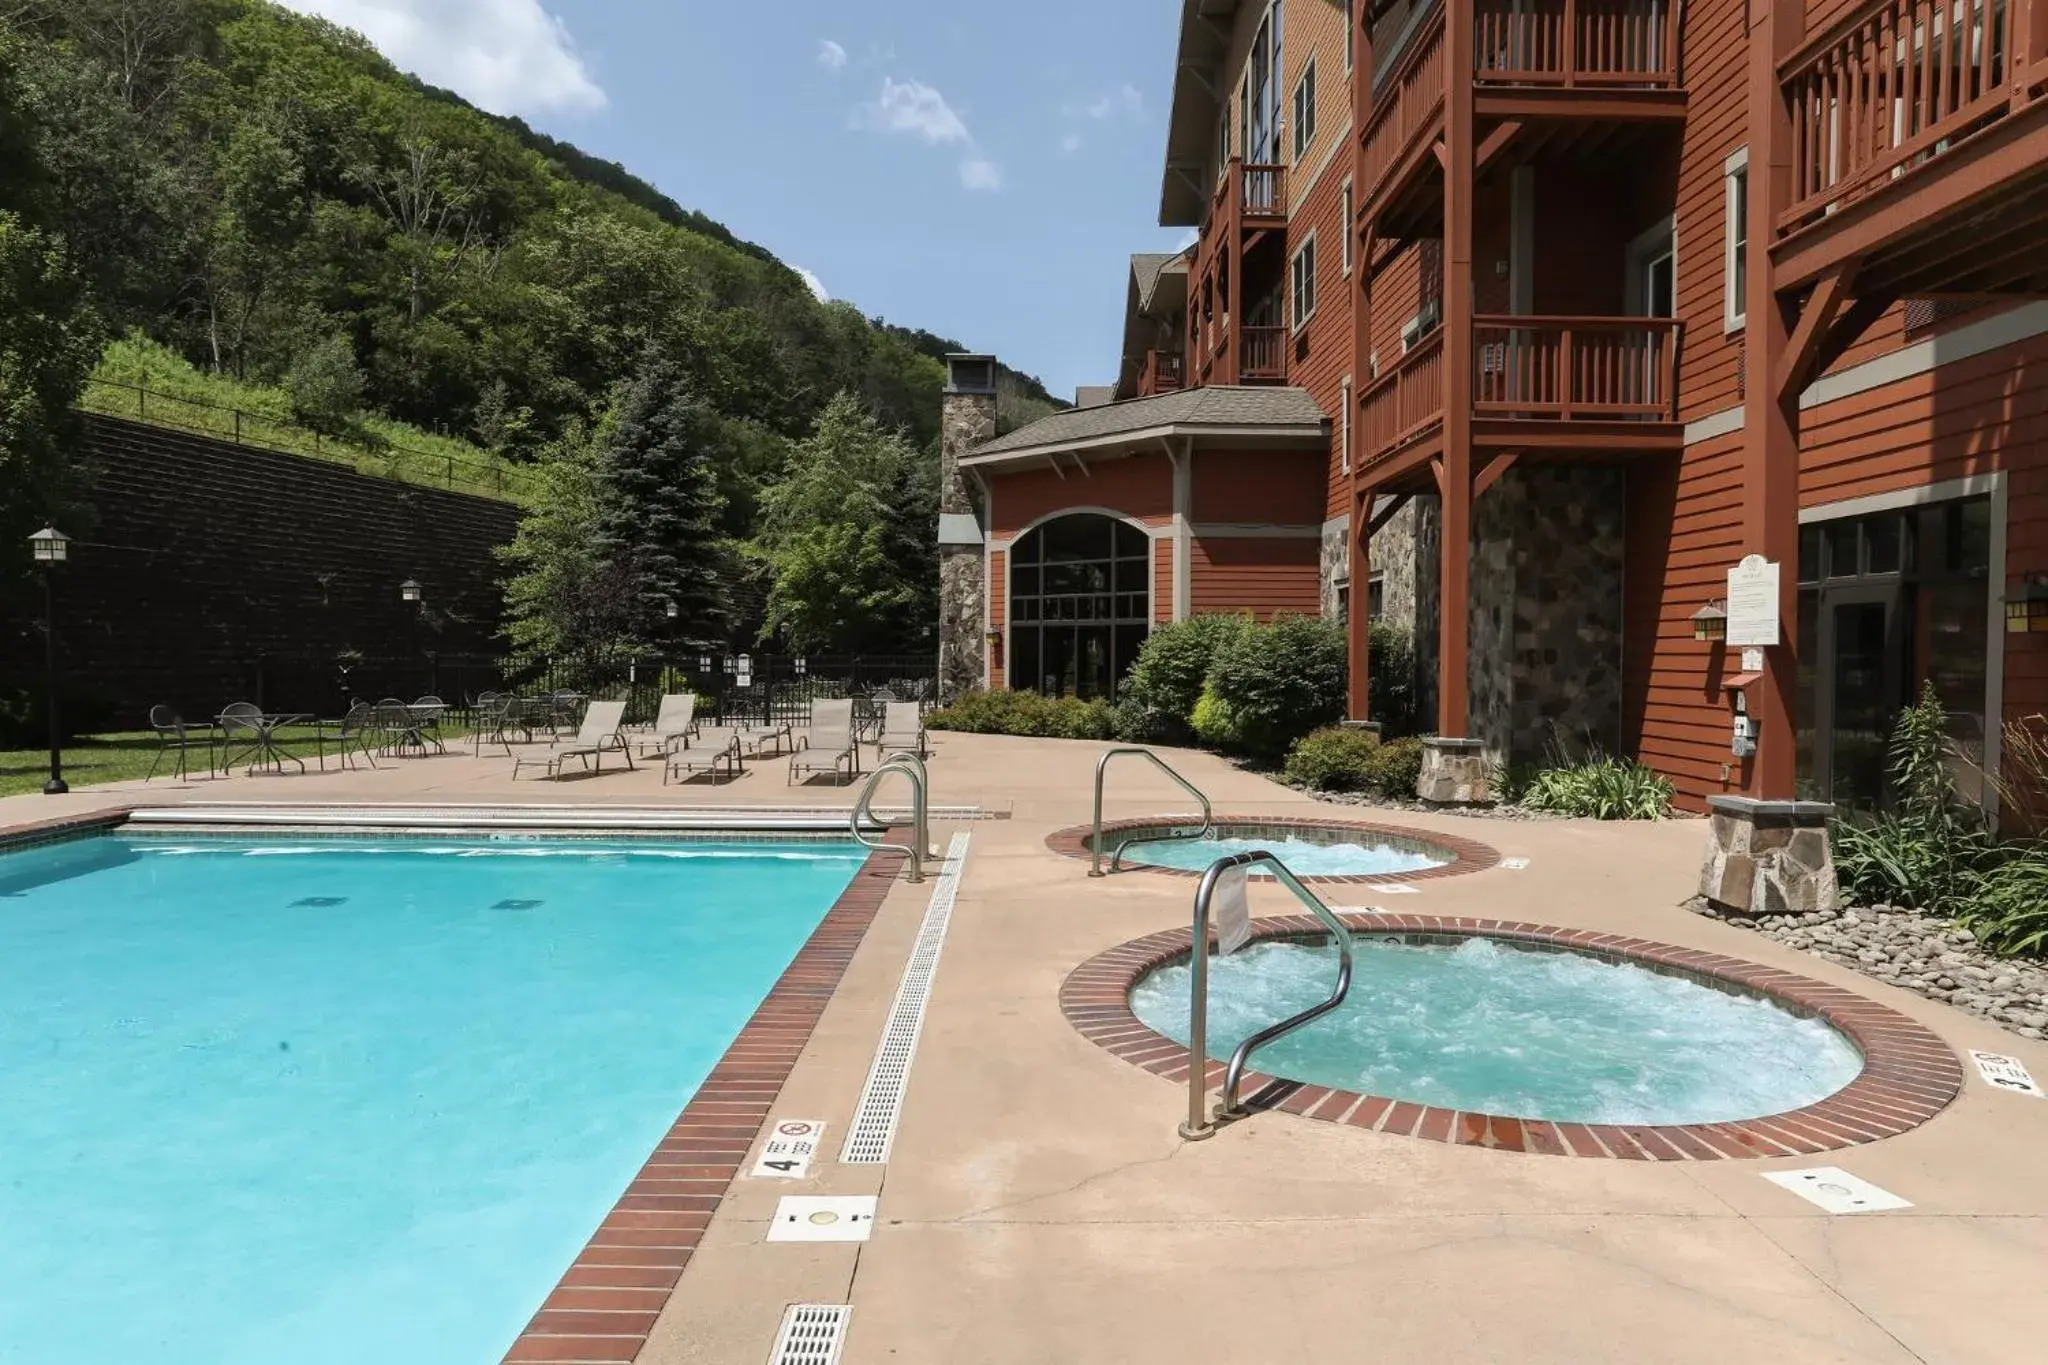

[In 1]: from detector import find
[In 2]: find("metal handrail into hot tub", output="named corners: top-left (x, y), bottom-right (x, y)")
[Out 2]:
top-left (851, 750), bottom-right (932, 883)
top-left (1181, 850), bottom-right (1355, 1141)
top-left (1089, 747), bottom-right (1215, 877)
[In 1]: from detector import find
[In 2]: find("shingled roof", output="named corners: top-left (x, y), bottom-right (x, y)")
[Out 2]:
top-left (965, 385), bottom-right (1327, 466)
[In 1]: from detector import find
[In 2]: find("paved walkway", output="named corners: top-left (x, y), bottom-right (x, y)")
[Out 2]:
top-left (8, 732), bottom-right (2047, 1363)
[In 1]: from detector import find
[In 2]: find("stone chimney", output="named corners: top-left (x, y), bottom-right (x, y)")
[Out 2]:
top-left (937, 354), bottom-right (996, 698)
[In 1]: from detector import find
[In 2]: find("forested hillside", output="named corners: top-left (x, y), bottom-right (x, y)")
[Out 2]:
top-left (0, 0), bottom-right (1057, 652)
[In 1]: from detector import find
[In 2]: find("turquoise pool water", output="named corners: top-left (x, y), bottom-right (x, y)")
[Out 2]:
top-left (1131, 936), bottom-right (1863, 1125)
top-left (0, 833), bottom-right (866, 1365)
top-left (1119, 832), bottom-right (1449, 877)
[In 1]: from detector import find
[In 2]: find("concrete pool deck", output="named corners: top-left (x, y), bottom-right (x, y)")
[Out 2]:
top-left (7, 732), bottom-right (2048, 1363)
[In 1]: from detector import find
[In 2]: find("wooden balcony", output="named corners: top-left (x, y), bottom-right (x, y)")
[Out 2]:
top-left (1356, 317), bottom-right (1681, 484)
top-left (1472, 0), bottom-right (1680, 91)
top-left (1136, 349), bottom-right (1184, 397)
top-left (1772, 0), bottom-right (2048, 295)
top-left (1211, 158), bottom-right (1288, 228)
top-left (1239, 326), bottom-right (1289, 383)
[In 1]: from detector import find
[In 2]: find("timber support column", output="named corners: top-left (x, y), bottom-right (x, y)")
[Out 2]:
top-left (1421, 0), bottom-right (1488, 805)
top-left (937, 354), bottom-right (997, 699)
top-left (1741, 0), bottom-right (1803, 802)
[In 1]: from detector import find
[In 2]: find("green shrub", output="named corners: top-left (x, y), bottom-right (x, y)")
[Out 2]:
top-left (1520, 755), bottom-right (1674, 820)
top-left (1367, 620), bottom-right (1419, 737)
top-left (1283, 725), bottom-right (1381, 792)
top-left (1117, 614), bottom-right (1253, 742)
top-left (924, 689), bottom-right (1113, 740)
top-left (1206, 615), bottom-right (1348, 758)
top-left (1362, 735), bottom-right (1425, 797)
top-left (1831, 683), bottom-right (1995, 912)
top-left (1189, 685), bottom-right (1241, 747)
top-left (1959, 851), bottom-right (2048, 956)
top-left (284, 335), bottom-right (366, 435)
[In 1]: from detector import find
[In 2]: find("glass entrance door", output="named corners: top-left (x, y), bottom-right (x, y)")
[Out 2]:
top-left (1817, 586), bottom-right (1907, 809)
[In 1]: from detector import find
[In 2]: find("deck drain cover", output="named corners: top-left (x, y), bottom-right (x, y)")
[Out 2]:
top-left (1763, 1167), bottom-right (1912, 1214)
top-left (767, 1195), bottom-right (875, 1242)
top-left (290, 897), bottom-right (346, 908)
top-left (770, 1304), bottom-right (851, 1364)
top-left (491, 898), bottom-right (542, 910)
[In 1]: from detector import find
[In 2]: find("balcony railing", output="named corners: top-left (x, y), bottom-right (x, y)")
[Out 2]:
top-left (1360, 331), bottom-right (1446, 463)
top-left (1239, 326), bottom-right (1289, 382)
top-left (1473, 0), bottom-right (1679, 87)
top-left (1472, 315), bottom-right (1680, 420)
top-left (1138, 349), bottom-right (1184, 396)
top-left (1778, 0), bottom-right (2041, 238)
top-left (1362, 7), bottom-right (1448, 207)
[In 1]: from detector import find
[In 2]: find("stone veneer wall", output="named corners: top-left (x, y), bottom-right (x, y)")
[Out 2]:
top-left (1319, 515), bottom-right (1349, 620)
top-left (937, 387), bottom-right (995, 699)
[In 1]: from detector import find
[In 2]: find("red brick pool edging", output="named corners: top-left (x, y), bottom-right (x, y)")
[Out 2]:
top-left (1044, 814), bottom-right (1500, 885)
top-left (1060, 914), bottom-right (1964, 1159)
top-left (502, 841), bottom-right (907, 1364)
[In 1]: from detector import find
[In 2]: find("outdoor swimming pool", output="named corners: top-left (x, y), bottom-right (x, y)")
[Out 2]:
top-left (0, 832), bottom-right (868, 1365)
top-left (1131, 935), bottom-right (1865, 1126)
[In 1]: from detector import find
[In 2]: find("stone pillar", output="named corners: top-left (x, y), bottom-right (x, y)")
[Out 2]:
top-left (1699, 797), bottom-right (1838, 915)
top-left (938, 354), bottom-right (997, 699)
top-left (1418, 737), bottom-right (1492, 805)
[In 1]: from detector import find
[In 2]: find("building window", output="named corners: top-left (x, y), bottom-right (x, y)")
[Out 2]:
top-left (1006, 514), bottom-right (1152, 701)
top-left (1368, 572), bottom-right (1385, 619)
top-left (1724, 147), bottom-right (1749, 333)
top-left (1344, 0), bottom-right (1355, 73)
top-left (1340, 178), bottom-right (1354, 275)
top-left (1291, 233), bottom-right (1318, 330)
top-left (1216, 104), bottom-right (1231, 178)
top-left (1292, 57), bottom-right (1317, 161)
top-left (1340, 374), bottom-right (1352, 473)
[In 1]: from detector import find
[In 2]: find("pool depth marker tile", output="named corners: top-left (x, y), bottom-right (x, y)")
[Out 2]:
top-left (840, 833), bottom-right (972, 1165)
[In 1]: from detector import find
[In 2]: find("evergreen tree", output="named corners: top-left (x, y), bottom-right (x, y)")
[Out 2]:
top-left (595, 352), bottom-right (728, 649)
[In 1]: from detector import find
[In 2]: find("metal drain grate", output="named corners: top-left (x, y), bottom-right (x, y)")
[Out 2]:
top-left (840, 833), bottom-right (971, 1164)
top-left (770, 1304), bottom-right (851, 1364)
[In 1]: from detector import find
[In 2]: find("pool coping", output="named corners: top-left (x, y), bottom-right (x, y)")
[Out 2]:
top-left (503, 837), bottom-right (908, 1363)
top-left (1060, 914), bottom-right (1965, 1159)
top-left (1044, 814), bottom-right (1500, 884)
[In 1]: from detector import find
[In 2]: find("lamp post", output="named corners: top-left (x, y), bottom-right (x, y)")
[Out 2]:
top-left (399, 578), bottom-right (422, 693)
top-left (29, 528), bottom-right (71, 795)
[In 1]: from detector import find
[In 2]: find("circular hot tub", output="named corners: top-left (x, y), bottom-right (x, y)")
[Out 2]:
top-left (1046, 816), bottom-right (1497, 884)
top-left (1060, 915), bottom-right (1963, 1157)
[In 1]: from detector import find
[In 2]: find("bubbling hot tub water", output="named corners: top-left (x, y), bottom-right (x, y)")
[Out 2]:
top-left (1131, 936), bottom-right (1863, 1126)
top-left (1117, 832), bottom-right (1450, 877)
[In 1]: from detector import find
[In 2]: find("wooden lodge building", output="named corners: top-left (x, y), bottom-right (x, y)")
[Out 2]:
top-left (936, 0), bottom-right (2048, 824)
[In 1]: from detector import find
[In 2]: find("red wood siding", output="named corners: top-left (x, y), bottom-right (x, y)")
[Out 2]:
top-left (987, 547), bottom-right (1007, 690)
top-left (1155, 537), bottom-right (1176, 624)
top-left (986, 454), bottom-right (1175, 538)
top-left (1191, 449), bottom-right (1328, 524)
top-left (1189, 536), bottom-right (1322, 619)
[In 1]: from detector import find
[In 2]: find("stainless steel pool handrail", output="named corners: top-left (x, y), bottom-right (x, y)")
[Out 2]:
top-left (850, 751), bottom-right (931, 883)
top-left (1181, 850), bottom-right (1355, 1141)
top-left (1089, 747), bottom-right (1214, 877)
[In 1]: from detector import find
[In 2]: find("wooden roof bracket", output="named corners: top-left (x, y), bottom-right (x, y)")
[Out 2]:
top-left (1366, 492), bottom-right (1413, 537)
top-left (1474, 120), bottom-right (1523, 177)
top-left (1473, 451), bottom-right (1519, 500)
top-left (1774, 261), bottom-right (1856, 402)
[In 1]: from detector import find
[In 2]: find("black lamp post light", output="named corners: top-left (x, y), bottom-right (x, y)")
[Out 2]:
top-left (30, 527), bottom-right (71, 795)
top-left (399, 578), bottom-right (423, 691)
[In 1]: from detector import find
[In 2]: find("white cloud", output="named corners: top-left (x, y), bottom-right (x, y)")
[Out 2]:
top-left (855, 76), bottom-right (1001, 193)
top-left (817, 39), bottom-right (847, 71)
top-left (858, 76), bottom-right (971, 145)
top-left (277, 0), bottom-right (604, 116)
top-left (794, 266), bottom-right (830, 302)
top-left (1085, 83), bottom-right (1145, 120)
top-left (1060, 131), bottom-right (1084, 154)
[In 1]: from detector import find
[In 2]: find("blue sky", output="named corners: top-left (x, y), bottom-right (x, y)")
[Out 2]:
top-left (279, 0), bottom-right (1195, 400)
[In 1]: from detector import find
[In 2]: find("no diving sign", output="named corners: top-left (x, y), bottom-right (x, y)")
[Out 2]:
top-left (751, 1119), bottom-right (826, 1178)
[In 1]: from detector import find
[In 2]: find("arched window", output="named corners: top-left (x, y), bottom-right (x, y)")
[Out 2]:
top-left (1008, 514), bottom-right (1152, 699)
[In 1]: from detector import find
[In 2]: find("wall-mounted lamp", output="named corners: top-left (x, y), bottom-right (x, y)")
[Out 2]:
top-left (984, 630), bottom-right (1002, 645)
top-left (2006, 578), bottom-right (2048, 633)
top-left (1691, 600), bottom-right (1728, 644)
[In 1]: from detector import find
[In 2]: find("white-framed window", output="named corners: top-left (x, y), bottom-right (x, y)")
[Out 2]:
top-left (1292, 57), bottom-right (1317, 161)
top-left (1340, 177), bottom-right (1354, 276)
top-left (1339, 373), bottom-right (1353, 473)
top-left (1344, 0), bottom-right (1355, 73)
top-left (1216, 103), bottom-right (1232, 179)
top-left (1724, 147), bottom-right (1749, 333)
top-left (1291, 231), bottom-right (1318, 331)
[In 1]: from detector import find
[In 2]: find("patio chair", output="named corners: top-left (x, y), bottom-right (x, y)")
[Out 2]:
top-left (315, 701), bottom-right (381, 772)
top-left (789, 698), bottom-right (859, 785)
top-left (667, 729), bottom-right (744, 784)
top-left (634, 693), bottom-right (700, 760)
top-left (218, 701), bottom-right (266, 772)
top-left (471, 692), bottom-right (512, 756)
top-left (146, 705), bottom-right (219, 781)
top-left (372, 698), bottom-right (421, 756)
top-left (875, 701), bottom-right (928, 760)
top-left (511, 698), bottom-right (633, 779)
top-left (411, 695), bottom-right (448, 753)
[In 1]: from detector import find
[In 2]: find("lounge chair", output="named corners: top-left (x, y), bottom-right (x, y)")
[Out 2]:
top-left (511, 699), bottom-right (633, 779)
top-left (634, 693), bottom-right (700, 760)
top-left (789, 699), bottom-right (860, 785)
top-left (740, 716), bottom-right (796, 758)
top-left (668, 730), bottom-right (744, 784)
top-left (875, 701), bottom-right (927, 760)
top-left (146, 705), bottom-right (219, 781)
top-left (315, 701), bottom-right (380, 772)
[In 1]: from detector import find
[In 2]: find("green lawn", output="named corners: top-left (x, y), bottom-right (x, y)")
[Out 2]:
top-left (0, 724), bottom-right (469, 798)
